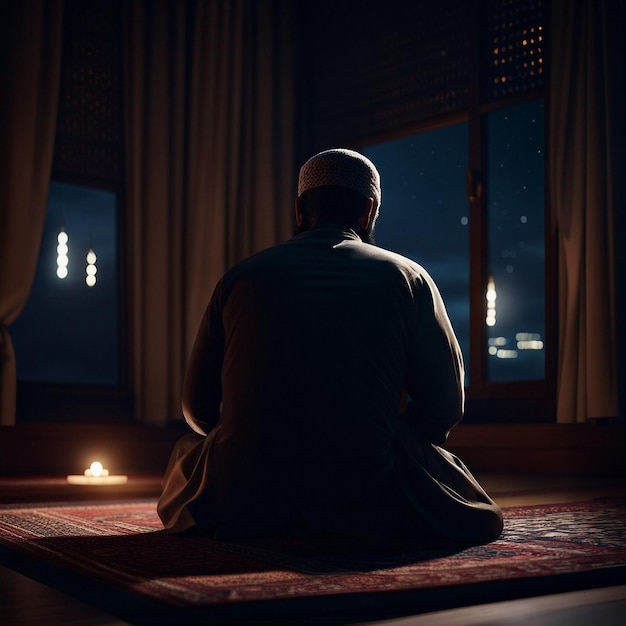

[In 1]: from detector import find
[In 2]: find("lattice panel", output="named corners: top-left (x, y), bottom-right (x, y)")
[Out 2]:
top-left (53, 0), bottom-right (123, 183)
top-left (304, 0), bottom-right (472, 149)
top-left (481, 0), bottom-right (547, 102)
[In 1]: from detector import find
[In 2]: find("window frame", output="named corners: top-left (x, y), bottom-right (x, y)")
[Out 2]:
top-left (463, 0), bottom-right (555, 421)
top-left (354, 93), bottom-right (554, 422)
top-left (464, 92), bottom-right (556, 422)
top-left (15, 174), bottom-right (133, 423)
top-left (347, 2), bottom-right (555, 422)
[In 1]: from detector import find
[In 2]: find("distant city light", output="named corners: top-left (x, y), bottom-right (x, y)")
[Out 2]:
top-left (488, 336), bottom-right (508, 346)
top-left (489, 332), bottom-right (544, 357)
top-left (518, 340), bottom-right (543, 350)
top-left (496, 349), bottom-right (518, 359)
top-left (516, 332), bottom-right (543, 350)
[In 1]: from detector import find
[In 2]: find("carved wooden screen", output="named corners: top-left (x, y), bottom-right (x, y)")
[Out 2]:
top-left (301, 0), bottom-right (473, 149)
top-left (302, 0), bottom-right (547, 149)
top-left (52, 0), bottom-right (123, 184)
top-left (480, 0), bottom-right (546, 102)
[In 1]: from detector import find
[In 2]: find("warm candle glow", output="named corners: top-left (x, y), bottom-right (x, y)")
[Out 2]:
top-left (67, 460), bottom-right (127, 485)
top-left (85, 461), bottom-right (107, 477)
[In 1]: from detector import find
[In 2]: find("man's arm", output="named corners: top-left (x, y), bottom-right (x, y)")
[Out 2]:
top-left (402, 272), bottom-right (465, 445)
top-left (181, 287), bottom-right (224, 436)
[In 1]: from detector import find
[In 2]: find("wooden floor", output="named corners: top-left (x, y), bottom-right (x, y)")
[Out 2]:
top-left (1, 473), bottom-right (626, 625)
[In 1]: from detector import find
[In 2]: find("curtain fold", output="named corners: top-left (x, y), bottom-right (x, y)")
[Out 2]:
top-left (125, 0), bottom-right (296, 425)
top-left (549, 0), bottom-right (621, 422)
top-left (185, 0), bottom-right (296, 350)
top-left (125, 0), bottom-right (187, 426)
top-left (0, 0), bottom-right (63, 425)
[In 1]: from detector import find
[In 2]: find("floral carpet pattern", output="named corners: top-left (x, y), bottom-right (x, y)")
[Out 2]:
top-left (0, 498), bottom-right (625, 609)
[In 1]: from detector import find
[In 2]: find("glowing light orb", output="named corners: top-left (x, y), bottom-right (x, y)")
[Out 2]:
top-left (485, 276), bottom-right (497, 326)
top-left (57, 230), bottom-right (69, 279)
top-left (85, 248), bottom-right (97, 287)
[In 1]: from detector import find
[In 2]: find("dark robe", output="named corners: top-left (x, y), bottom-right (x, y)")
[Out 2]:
top-left (158, 225), bottom-right (503, 546)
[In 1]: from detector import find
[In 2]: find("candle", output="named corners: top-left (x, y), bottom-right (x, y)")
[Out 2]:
top-left (66, 461), bottom-right (128, 485)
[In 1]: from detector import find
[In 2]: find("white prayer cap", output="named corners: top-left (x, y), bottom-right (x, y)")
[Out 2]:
top-left (297, 148), bottom-right (381, 208)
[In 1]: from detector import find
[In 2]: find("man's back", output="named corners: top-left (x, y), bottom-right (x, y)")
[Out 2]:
top-left (195, 224), bottom-right (463, 535)
top-left (158, 148), bottom-right (502, 546)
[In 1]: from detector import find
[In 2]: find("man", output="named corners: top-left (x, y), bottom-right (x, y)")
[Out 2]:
top-left (158, 148), bottom-right (503, 548)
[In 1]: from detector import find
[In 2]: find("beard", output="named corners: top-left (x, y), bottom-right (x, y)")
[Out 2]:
top-left (360, 223), bottom-right (376, 244)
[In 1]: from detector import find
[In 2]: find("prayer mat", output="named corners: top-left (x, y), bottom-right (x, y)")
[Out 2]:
top-left (1, 498), bottom-right (625, 625)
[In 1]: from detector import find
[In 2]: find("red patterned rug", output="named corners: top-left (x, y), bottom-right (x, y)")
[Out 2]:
top-left (1, 498), bottom-right (625, 624)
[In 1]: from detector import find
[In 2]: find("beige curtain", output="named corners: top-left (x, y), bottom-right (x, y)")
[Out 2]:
top-left (125, 0), bottom-right (296, 426)
top-left (549, 0), bottom-right (621, 422)
top-left (0, 1), bottom-right (63, 426)
top-left (184, 0), bottom-right (296, 351)
top-left (125, 0), bottom-right (187, 426)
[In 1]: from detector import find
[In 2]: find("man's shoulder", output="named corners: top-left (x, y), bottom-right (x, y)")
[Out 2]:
top-left (220, 235), bottom-right (433, 290)
top-left (219, 240), bottom-right (293, 284)
top-left (351, 241), bottom-right (429, 278)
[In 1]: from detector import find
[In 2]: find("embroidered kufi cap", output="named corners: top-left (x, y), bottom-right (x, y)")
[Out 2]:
top-left (297, 148), bottom-right (381, 209)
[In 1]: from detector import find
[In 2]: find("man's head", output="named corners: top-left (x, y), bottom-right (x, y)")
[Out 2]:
top-left (295, 148), bottom-right (381, 242)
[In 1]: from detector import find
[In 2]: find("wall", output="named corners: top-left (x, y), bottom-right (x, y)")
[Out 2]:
top-left (1, 422), bottom-right (624, 478)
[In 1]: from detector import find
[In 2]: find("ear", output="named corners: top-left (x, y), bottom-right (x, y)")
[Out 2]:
top-left (359, 197), bottom-right (376, 232)
top-left (295, 197), bottom-right (303, 229)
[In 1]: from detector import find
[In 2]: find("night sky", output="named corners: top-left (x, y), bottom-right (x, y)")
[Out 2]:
top-left (363, 122), bottom-right (471, 368)
top-left (364, 98), bottom-right (545, 383)
top-left (10, 182), bottom-right (119, 385)
top-left (486, 99), bottom-right (545, 382)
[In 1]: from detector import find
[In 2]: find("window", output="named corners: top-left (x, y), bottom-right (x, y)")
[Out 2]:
top-left (11, 0), bottom-right (128, 422)
top-left (363, 123), bottom-right (470, 371)
top-left (313, 0), bottom-right (553, 421)
top-left (11, 182), bottom-right (120, 386)
top-left (486, 99), bottom-right (545, 382)
top-left (363, 98), bottom-right (545, 391)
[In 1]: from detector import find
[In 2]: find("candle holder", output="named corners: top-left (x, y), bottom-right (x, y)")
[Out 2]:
top-left (66, 461), bottom-right (128, 485)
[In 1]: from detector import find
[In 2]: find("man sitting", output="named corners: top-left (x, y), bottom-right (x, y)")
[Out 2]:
top-left (158, 148), bottom-right (503, 548)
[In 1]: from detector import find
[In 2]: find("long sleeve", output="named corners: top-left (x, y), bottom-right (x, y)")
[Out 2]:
top-left (181, 285), bottom-right (225, 435)
top-left (402, 272), bottom-right (465, 445)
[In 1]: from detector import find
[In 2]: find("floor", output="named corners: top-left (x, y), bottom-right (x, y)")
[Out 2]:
top-left (1, 473), bottom-right (625, 625)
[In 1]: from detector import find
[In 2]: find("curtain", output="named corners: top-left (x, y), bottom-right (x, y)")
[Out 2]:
top-left (549, 0), bottom-right (622, 422)
top-left (125, 0), bottom-right (296, 426)
top-left (184, 0), bottom-right (296, 351)
top-left (0, 1), bottom-right (63, 426)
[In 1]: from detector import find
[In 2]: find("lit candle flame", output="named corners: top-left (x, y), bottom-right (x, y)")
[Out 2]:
top-left (84, 461), bottom-right (109, 477)
top-left (67, 461), bottom-right (126, 485)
